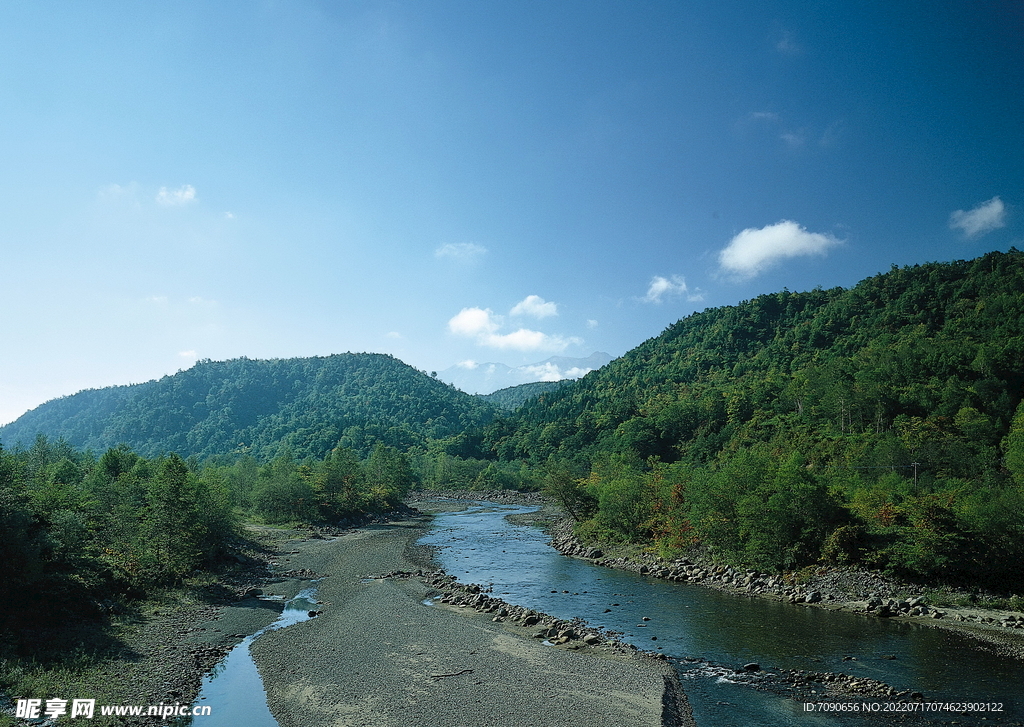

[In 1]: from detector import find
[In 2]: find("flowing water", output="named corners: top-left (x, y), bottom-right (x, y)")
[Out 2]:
top-left (417, 501), bottom-right (1024, 727)
top-left (183, 584), bottom-right (320, 727)
top-left (184, 503), bottom-right (1020, 726)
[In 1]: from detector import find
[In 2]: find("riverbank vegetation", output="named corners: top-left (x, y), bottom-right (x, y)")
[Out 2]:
top-left (2, 250), bottom-right (1022, 636)
top-left (489, 250), bottom-right (1024, 592)
top-left (0, 440), bottom-right (237, 631)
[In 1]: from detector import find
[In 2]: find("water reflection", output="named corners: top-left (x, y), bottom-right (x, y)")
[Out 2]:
top-left (418, 502), bottom-right (1023, 726)
top-left (180, 584), bottom-right (320, 727)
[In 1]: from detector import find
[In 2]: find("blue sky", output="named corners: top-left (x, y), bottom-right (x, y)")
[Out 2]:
top-left (2, 1), bottom-right (1022, 424)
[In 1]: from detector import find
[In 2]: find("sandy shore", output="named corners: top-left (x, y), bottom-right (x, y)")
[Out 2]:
top-left (248, 516), bottom-right (692, 727)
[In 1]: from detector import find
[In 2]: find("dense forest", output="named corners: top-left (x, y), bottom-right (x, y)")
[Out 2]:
top-left (0, 353), bottom-right (497, 461)
top-left (476, 380), bottom-right (566, 411)
top-left (0, 435), bottom-right (417, 635)
top-left (3, 250), bottom-right (1023, 598)
top-left (484, 250), bottom-right (1024, 590)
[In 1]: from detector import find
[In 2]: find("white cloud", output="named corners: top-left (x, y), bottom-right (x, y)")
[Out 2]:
top-left (224, 211), bottom-right (235, 220)
top-left (178, 350), bottom-right (197, 358)
top-left (448, 307), bottom-right (501, 337)
top-left (586, 319), bottom-right (599, 329)
top-left (456, 360), bottom-right (479, 370)
top-left (643, 275), bottom-right (695, 303)
top-left (156, 184), bottom-right (197, 206)
top-left (447, 306), bottom-right (581, 352)
top-left (146, 295), bottom-right (169, 305)
top-left (510, 295), bottom-right (557, 318)
top-left (520, 363), bottom-right (564, 382)
top-left (435, 242), bottom-right (487, 261)
top-left (385, 331), bottom-right (402, 339)
top-left (488, 329), bottom-right (551, 350)
top-left (718, 220), bottom-right (842, 279)
top-left (949, 197), bottom-right (1007, 238)
top-left (563, 366), bottom-right (594, 377)
top-left (520, 363), bottom-right (594, 382)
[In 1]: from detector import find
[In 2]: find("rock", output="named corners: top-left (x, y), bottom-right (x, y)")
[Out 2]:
top-left (743, 663), bottom-right (761, 672)
top-left (805, 591), bottom-right (822, 603)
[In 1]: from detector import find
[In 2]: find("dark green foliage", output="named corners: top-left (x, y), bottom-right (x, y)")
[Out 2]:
top-left (0, 442), bottom-right (239, 635)
top-left (542, 458), bottom-right (597, 521)
top-left (486, 250), bottom-right (1024, 589)
top-left (0, 354), bottom-right (497, 461)
top-left (1005, 401), bottom-right (1024, 487)
top-left (252, 451), bottom-right (316, 523)
top-left (476, 381), bottom-right (567, 411)
top-left (411, 450), bottom-right (538, 491)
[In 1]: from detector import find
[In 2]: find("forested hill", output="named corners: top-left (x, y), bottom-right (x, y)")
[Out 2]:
top-left (476, 381), bottom-right (566, 412)
top-left (482, 250), bottom-right (1024, 586)
top-left (0, 354), bottom-right (497, 460)
top-left (485, 250), bottom-right (1024, 465)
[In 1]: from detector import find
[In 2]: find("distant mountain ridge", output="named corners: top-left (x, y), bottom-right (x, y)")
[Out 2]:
top-left (0, 353), bottom-right (496, 460)
top-left (476, 381), bottom-right (566, 411)
top-left (438, 352), bottom-right (613, 394)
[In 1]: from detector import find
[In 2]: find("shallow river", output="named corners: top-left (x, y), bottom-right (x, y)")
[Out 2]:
top-left (418, 501), bottom-right (1023, 727)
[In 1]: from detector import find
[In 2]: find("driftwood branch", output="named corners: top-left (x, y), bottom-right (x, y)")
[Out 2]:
top-left (430, 669), bottom-right (474, 679)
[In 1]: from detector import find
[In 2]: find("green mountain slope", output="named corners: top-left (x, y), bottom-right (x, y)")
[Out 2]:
top-left (476, 381), bottom-right (567, 412)
top-left (486, 250), bottom-right (1024, 465)
top-left (484, 250), bottom-right (1024, 587)
top-left (1, 354), bottom-right (497, 460)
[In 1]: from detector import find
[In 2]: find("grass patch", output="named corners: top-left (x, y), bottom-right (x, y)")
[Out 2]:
top-left (920, 589), bottom-right (1024, 611)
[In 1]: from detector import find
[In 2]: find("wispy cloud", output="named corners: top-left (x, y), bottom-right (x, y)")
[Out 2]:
top-left (818, 120), bottom-right (845, 148)
top-left (510, 294), bottom-right (557, 318)
top-left (949, 197), bottom-right (1007, 238)
top-left (776, 29), bottom-right (801, 55)
top-left (435, 242), bottom-right (487, 261)
top-left (447, 307), bottom-right (581, 352)
top-left (156, 184), bottom-right (197, 206)
top-left (519, 362), bottom-right (596, 382)
top-left (781, 131), bottom-right (805, 148)
top-left (178, 350), bottom-right (197, 358)
top-left (719, 220), bottom-right (841, 279)
top-left (643, 275), bottom-right (702, 304)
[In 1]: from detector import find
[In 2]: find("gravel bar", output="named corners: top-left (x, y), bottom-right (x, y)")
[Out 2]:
top-left (250, 517), bottom-right (692, 727)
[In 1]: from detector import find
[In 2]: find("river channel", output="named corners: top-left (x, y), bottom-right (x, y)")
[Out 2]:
top-left (418, 501), bottom-right (1023, 727)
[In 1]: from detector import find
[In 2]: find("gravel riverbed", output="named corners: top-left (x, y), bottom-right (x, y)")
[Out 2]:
top-left (249, 514), bottom-right (691, 727)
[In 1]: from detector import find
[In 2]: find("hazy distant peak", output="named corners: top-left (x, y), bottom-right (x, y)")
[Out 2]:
top-left (438, 352), bottom-right (613, 394)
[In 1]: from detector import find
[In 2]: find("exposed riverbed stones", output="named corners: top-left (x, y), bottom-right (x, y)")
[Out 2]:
top-left (547, 518), bottom-right (1024, 637)
top-left (371, 569), bottom-right (671, 659)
